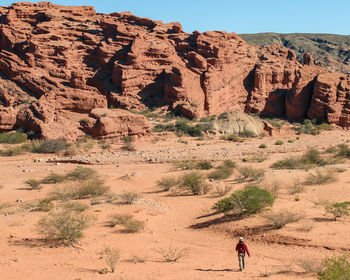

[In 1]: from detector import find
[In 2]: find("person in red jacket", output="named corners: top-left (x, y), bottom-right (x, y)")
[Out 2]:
top-left (235, 237), bottom-right (250, 271)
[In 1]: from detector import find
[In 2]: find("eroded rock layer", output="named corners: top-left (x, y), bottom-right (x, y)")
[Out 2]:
top-left (0, 2), bottom-right (349, 139)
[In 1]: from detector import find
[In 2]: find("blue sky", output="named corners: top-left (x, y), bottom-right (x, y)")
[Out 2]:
top-left (2, 0), bottom-right (350, 35)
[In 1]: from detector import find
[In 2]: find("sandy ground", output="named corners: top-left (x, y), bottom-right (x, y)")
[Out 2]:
top-left (1, 129), bottom-right (350, 280)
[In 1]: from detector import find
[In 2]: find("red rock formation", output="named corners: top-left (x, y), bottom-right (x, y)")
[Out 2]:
top-left (0, 2), bottom-right (348, 140)
top-left (80, 108), bottom-right (151, 139)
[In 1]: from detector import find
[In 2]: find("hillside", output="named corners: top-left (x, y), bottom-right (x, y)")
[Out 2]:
top-left (240, 33), bottom-right (350, 74)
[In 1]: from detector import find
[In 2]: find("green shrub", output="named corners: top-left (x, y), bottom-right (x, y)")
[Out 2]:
top-left (239, 130), bottom-right (256, 138)
top-left (0, 132), bottom-right (27, 144)
top-left (108, 214), bottom-right (133, 227)
top-left (304, 169), bottom-right (337, 185)
top-left (259, 144), bottom-right (267, 149)
top-left (173, 160), bottom-right (197, 170)
top-left (37, 210), bottom-right (92, 245)
top-left (0, 146), bottom-right (26, 156)
top-left (73, 178), bottom-right (109, 199)
top-left (63, 145), bottom-right (79, 156)
top-left (237, 166), bottom-right (265, 182)
top-left (275, 140), bottom-right (284, 145)
top-left (336, 144), bottom-right (350, 158)
top-left (288, 138), bottom-right (296, 143)
top-left (157, 177), bottom-right (178, 191)
top-left (214, 186), bottom-right (274, 216)
top-left (242, 153), bottom-right (267, 163)
top-left (264, 210), bottom-right (303, 229)
top-left (119, 191), bottom-right (140, 204)
top-left (208, 166), bottom-right (233, 180)
top-left (31, 139), bottom-right (68, 154)
top-left (325, 202), bottom-right (350, 221)
top-left (41, 173), bottom-right (66, 184)
top-left (121, 142), bottom-right (136, 151)
top-left (122, 136), bottom-right (134, 143)
top-left (271, 149), bottom-right (326, 170)
top-left (318, 255), bottom-right (350, 280)
top-left (195, 161), bottom-right (213, 170)
top-left (25, 179), bottom-right (42, 190)
top-left (65, 167), bottom-right (97, 181)
top-left (220, 134), bottom-right (243, 142)
top-left (37, 199), bottom-right (54, 212)
top-left (222, 160), bottom-right (236, 168)
top-left (179, 172), bottom-right (209, 195)
top-left (123, 219), bottom-right (145, 233)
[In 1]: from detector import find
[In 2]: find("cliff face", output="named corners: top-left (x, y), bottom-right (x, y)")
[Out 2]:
top-left (0, 2), bottom-right (349, 140)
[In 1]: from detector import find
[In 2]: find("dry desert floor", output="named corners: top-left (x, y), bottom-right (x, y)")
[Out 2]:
top-left (1, 129), bottom-right (350, 280)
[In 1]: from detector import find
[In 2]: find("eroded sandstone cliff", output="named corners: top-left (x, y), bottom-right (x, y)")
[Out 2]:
top-left (0, 2), bottom-right (349, 139)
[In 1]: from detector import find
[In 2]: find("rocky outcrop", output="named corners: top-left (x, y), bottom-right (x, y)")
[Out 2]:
top-left (0, 2), bottom-right (348, 140)
top-left (308, 73), bottom-right (350, 126)
top-left (80, 108), bottom-right (151, 139)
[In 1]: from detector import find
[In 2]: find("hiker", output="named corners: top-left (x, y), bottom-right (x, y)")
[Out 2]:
top-left (235, 237), bottom-right (250, 271)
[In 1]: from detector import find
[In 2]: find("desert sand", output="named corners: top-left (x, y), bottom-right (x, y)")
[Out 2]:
top-left (1, 128), bottom-right (350, 280)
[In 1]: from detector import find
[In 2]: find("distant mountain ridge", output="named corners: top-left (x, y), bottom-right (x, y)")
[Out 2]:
top-left (240, 33), bottom-right (350, 74)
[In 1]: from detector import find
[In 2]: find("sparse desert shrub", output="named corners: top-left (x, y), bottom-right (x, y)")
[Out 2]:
top-left (41, 173), bottom-right (66, 184)
top-left (0, 132), bottom-right (27, 144)
top-left (325, 146), bottom-right (338, 154)
top-left (73, 178), bottom-right (109, 199)
top-left (214, 186), bottom-right (274, 216)
top-left (264, 210), bottom-right (303, 229)
top-left (220, 134), bottom-right (243, 142)
top-left (304, 169), bottom-right (337, 185)
top-left (336, 144), bottom-right (350, 158)
top-left (263, 118), bottom-right (283, 130)
top-left (275, 140), bottom-right (284, 145)
top-left (122, 136), bottom-right (134, 143)
top-left (288, 179), bottom-right (305, 194)
top-left (325, 202), bottom-right (350, 221)
top-left (157, 245), bottom-right (190, 262)
top-left (121, 142), bottom-right (136, 151)
top-left (37, 199), bottom-right (54, 212)
top-left (299, 220), bottom-right (314, 232)
top-left (208, 166), bottom-right (233, 180)
top-left (195, 161), bottom-right (213, 170)
top-left (318, 255), bottom-right (350, 280)
top-left (179, 172), bottom-right (209, 195)
top-left (123, 219), bottom-right (145, 233)
top-left (157, 176), bottom-right (178, 191)
top-left (242, 153), bottom-right (267, 163)
top-left (297, 258), bottom-right (322, 274)
top-left (62, 202), bottom-right (89, 212)
top-left (31, 139), bottom-right (68, 154)
top-left (271, 156), bottom-right (301, 169)
top-left (288, 138), bottom-right (296, 143)
top-left (237, 166), bottom-right (265, 182)
top-left (212, 184), bottom-right (232, 197)
top-left (174, 160), bottom-right (196, 170)
top-left (239, 130), bottom-right (256, 138)
top-left (104, 246), bottom-right (120, 273)
top-left (108, 214), bottom-right (133, 227)
top-left (25, 179), bottom-right (42, 190)
top-left (119, 191), bottom-right (140, 204)
top-left (82, 139), bottom-right (94, 152)
top-left (63, 145), bottom-right (79, 156)
top-left (271, 149), bottom-right (326, 170)
top-left (222, 160), bottom-right (236, 168)
top-left (50, 185), bottom-right (74, 201)
top-left (261, 181), bottom-right (281, 199)
top-left (37, 210), bottom-right (92, 245)
top-left (100, 143), bottom-right (111, 150)
top-left (259, 144), bottom-right (267, 149)
top-left (0, 146), bottom-right (26, 156)
top-left (65, 166), bottom-right (97, 181)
